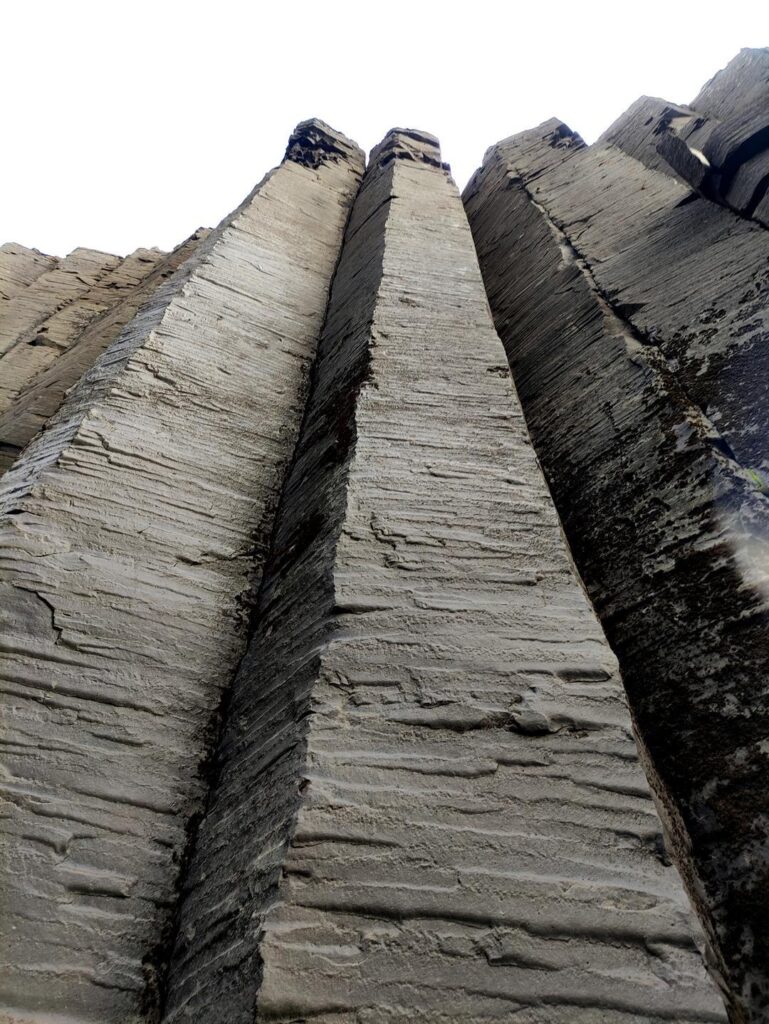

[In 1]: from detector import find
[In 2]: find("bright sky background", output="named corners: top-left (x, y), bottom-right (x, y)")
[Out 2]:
top-left (3, 0), bottom-right (767, 257)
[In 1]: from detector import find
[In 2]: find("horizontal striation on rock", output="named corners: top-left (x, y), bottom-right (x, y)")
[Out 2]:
top-left (161, 127), bottom-right (722, 1024)
top-left (0, 244), bottom-right (58, 308)
top-left (485, 116), bottom-right (769, 483)
top-left (0, 230), bottom-right (209, 477)
top-left (0, 247), bottom-right (125, 358)
top-left (464, 120), bottom-right (769, 1022)
top-left (0, 247), bottom-right (168, 427)
top-left (600, 49), bottom-right (769, 229)
top-left (0, 120), bottom-right (363, 1022)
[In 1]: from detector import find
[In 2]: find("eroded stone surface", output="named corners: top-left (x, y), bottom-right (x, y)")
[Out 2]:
top-left (0, 231), bottom-right (208, 476)
top-left (464, 118), bottom-right (769, 1024)
top-left (600, 49), bottom-right (769, 227)
top-left (162, 128), bottom-right (722, 1024)
top-left (0, 120), bottom-right (363, 1023)
top-left (0, 244), bottom-right (58, 308)
top-left (488, 117), bottom-right (769, 480)
top-left (0, 248), bottom-right (168, 427)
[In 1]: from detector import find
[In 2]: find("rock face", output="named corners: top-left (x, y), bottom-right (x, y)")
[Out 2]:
top-left (160, 129), bottom-right (722, 1024)
top-left (5, 51), bottom-right (768, 1024)
top-left (0, 230), bottom-right (208, 475)
top-left (464, 109), bottom-right (769, 1021)
top-left (600, 49), bottom-right (769, 227)
top-left (0, 120), bottom-right (363, 1022)
top-left (0, 244), bottom-right (58, 307)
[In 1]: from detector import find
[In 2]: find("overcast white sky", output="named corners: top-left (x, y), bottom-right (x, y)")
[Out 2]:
top-left (3, 1), bottom-right (767, 256)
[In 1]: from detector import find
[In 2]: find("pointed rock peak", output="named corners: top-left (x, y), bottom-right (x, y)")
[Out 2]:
top-left (285, 118), bottom-right (363, 169)
top-left (369, 128), bottom-right (448, 171)
top-left (485, 118), bottom-right (585, 164)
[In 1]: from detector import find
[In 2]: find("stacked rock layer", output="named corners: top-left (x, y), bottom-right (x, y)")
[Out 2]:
top-left (0, 121), bottom-right (363, 1022)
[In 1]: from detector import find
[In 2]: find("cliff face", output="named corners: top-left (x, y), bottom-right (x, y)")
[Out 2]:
top-left (1, 49), bottom-right (767, 1024)
top-left (0, 120), bottom-right (363, 1022)
top-left (463, 56), bottom-right (769, 1024)
top-left (160, 128), bottom-right (720, 1024)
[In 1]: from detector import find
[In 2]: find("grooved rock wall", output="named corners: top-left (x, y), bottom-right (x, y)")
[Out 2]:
top-left (464, 118), bottom-right (769, 1023)
top-left (0, 246), bottom-right (166, 415)
top-left (0, 244), bottom-right (58, 308)
top-left (488, 120), bottom-right (769, 476)
top-left (162, 129), bottom-right (722, 1024)
top-left (0, 230), bottom-right (208, 476)
top-left (0, 121), bottom-right (363, 1023)
top-left (600, 49), bottom-right (769, 227)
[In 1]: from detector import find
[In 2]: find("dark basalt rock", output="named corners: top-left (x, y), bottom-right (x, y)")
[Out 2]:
top-left (464, 93), bottom-right (769, 1024)
top-left (161, 128), bottom-right (721, 1024)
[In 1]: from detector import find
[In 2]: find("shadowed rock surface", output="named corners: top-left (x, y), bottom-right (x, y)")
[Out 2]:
top-left (464, 110), bottom-right (769, 1023)
top-left (600, 49), bottom-right (769, 227)
top-left (161, 128), bottom-right (723, 1024)
top-left (0, 120), bottom-right (363, 1023)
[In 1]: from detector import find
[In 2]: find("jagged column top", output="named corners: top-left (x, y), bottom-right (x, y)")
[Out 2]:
top-left (284, 118), bottom-right (364, 169)
top-left (368, 127), bottom-right (449, 171)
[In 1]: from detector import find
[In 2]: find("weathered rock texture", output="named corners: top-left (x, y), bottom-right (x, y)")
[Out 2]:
top-left (464, 103), bottom-right (769, 1021)
top-left (160, 129), bottom-right (722, 1024)
top-left (0, 248), bottom-right (137, 405)
top-left (0, 244), bottom-right (58, 309)
top-left (0, 120), bottom-right (363, 1022)
top-left (4, 50), bottom-right (768, 1024)
top-left (600, 49), bottom-right (769, 228)
top-left (0, 230), bottom-right (208, 475)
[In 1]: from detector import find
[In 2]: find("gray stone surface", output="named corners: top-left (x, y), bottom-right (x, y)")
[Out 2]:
top-left (464, 118), bottom-right (769, 1024)
top-left (0, 120), bottom-right (363, 1023)
top-left (688, 48), bottom-right (769, 179)
top-left (0, 231), bottom-right (208, 476)
top-left (162, 128), bottom-right (722, 1024)
top-left (486, 119), bottom-right (769, 478)
top-left (0, 248), bottom-right (123, 358)
top-left (0, 248), bottom-right (166, 426)
top-left (598, 96), bottom-right (698, 179)
top-left (0, 244), bottom-right (58, 308)
top-left (600, 49), bottom-right (769, 225)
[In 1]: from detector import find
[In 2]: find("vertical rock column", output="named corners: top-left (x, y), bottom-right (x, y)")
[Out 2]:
top-left (0, 121), bottom-right (363, 1023)
top-left (164, 130), bottom-right (723, 1024)
top-left (0, 244), bottom-right (58, 309)
top-left (464, 125), bottom-right (769, 1022)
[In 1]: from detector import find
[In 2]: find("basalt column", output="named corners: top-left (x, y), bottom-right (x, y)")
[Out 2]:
top-left (163, 129), bottom-right (723, 1024)
top-left (464, 122), bottom-right (769, 1022)
top-left (0, 121), bottom-right (363, 1023)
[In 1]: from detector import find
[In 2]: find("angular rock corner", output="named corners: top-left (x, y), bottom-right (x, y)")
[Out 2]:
top-left (0, 49), bottom-right (767, 1024)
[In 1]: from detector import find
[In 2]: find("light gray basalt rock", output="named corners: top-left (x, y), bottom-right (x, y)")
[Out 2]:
top-left (162, 128), bottom-right (723, 1024)
top-left (0, 230), bottom-right (208, 476)
top-left (485, 116), bottom-right (769, 480)
top-left (0, 247), bottom-right (167, 424)
top-left (0, 247), bottom-right (124, 358)
top-left (0, 120), bottom-right (363, 1023)
top-left (464, 117), bottom-right (769, 1023)
top-left (0, 244), bottom-right (58, 308)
